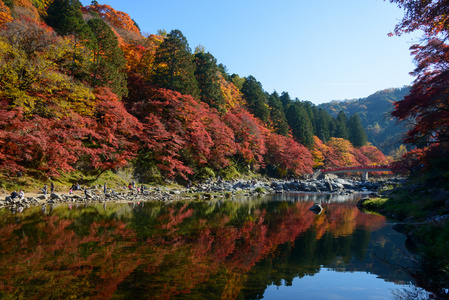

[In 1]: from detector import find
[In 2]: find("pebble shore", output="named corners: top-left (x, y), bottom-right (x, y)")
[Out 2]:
top-left (1, 177), bottom-right (404, 213)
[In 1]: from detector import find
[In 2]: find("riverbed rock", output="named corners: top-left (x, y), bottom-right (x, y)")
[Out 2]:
top-left (309, 204), bottom-right (323, 214)
top-left (50, 193), bottom-right (61, 200)
top-left (324, 173), bottom-right (338, 180)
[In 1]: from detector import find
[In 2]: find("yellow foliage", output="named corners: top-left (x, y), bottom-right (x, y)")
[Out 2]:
top-left (34, 70), bottom-right (96, 117)
top-left (0, 35), bottom-right (95, 116)
top-left (326, 137), bottom-right (356, 166)
top-left (218, 73), bottom-right (243, 111)
top-left (311, 136), bottom-right (326, 168)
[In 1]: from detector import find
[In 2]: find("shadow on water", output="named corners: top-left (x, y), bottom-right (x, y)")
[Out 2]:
top-left (0, 193), bottom-right (445, 299)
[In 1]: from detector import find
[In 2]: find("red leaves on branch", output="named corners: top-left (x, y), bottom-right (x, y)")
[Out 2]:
top-left (224, 108), bottom-right (267, 169)
top-left (391, 40), bottom-right (449, 145)
top-left (264, 133), bottom-right (313, 176)
top-left (90, 87), bottom-right (141, 171)
top-left (0, 88), bottom-right (141, 176)
top-left (358, 145), bottom-right (390, 165)
top-left (389, 1), bottom-right (449, 177)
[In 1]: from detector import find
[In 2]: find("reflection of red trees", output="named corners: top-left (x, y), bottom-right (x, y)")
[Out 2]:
top-left (0, 202), bottom-right (386, 298)
top-left (314, 203), bottom-right (386, 240)
top-left (0, 214), bottom-right (143, 299)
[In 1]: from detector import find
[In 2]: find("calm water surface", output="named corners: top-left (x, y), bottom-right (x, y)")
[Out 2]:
top-left (0, 193), bottom-right (433, 299)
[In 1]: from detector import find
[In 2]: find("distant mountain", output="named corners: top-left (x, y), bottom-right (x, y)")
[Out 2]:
top-left (318, 87), bottom-right (410, 155)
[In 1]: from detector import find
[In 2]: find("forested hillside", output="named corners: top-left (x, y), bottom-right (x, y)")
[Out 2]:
top-left (0, 0), bottom-right (390, 183)
top-left (319, 87), bottom-right (410, 155)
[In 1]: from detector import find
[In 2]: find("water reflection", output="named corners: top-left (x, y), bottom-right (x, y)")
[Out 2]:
top-left (0, 194), bottom-right (433, 299)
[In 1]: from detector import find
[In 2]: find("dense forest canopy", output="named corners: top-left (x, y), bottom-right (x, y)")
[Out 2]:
top-left (0, 0), bottom-right (392, 182)
top-left (319, 87), bottom-right (410, 155)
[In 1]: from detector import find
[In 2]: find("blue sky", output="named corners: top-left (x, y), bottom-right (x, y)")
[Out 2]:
top-left (80, 0), bottom-right (418, 105)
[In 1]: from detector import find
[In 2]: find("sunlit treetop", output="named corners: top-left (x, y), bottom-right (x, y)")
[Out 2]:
top-left (389, 0), bottom-right (449, 36)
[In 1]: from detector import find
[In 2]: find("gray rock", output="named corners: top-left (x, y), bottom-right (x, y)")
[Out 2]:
top-left (309, 204), bottom-right (323, 214)
top-left (325, 181), bottom-right (333, 192)
top-left (324, 173), bottom-right (338, 180)
top-left (50, 193), bottom-right (61, 200)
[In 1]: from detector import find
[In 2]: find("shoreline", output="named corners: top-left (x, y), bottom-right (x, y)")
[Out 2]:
top-left (1, 177), bottom-right (401, 212)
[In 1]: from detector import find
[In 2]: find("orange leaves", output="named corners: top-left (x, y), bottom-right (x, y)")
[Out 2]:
top-left (11, 0), bottom-right (39, 20)
top-left (312, 136), bottom-right (388, 170)
top-left (82, 4), bottom-right (140, 35)
top-left (0, 1), bottom-right (12, 28)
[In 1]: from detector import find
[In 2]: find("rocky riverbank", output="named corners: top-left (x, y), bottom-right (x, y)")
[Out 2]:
top-left (1, 177), bottom-right (404, 213)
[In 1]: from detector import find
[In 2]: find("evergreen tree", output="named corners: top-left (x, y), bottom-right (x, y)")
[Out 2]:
top-left (280, 91), bottom-right (291, 110)
top-left (151, 29), bottom-right (199, 98)
top-left (315, 108), bottom-right (333, 142)
top-left (302, 101), bottom-right (316, 134)
top-left (2, 0), bottom-right (13, 9)
top-left (348, 113), bottom-right (367, 147)
top-left (286, 103), bottom-right (314, 147)
top-left (334, 111), bottom-right (348, 139)
top-left (194, 52), bottom-right (224, 111)
top-left (241, 75), bottom-right (270, 123)
top-left (45, 0), bottom-right (84, 36)
top-left (45, 0), bottom-right (95, 80)
top-left (87, 18), bottom-right (128, 98)
top-left (230, 74), bottom-right (244, 90)
top-left (268, 91), bottom-right (289, 136)
top-left (217, 63), bottom-right (230, 82)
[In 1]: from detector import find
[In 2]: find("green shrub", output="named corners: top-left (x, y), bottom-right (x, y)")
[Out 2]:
top-left (196, 167), bottom-right (215, 181)
top-left (221, 165), bottom-right (240, 180)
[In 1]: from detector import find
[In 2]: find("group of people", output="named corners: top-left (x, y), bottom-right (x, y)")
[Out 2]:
top-left (10, 190), bottom-right (24, 200)
top-left (70, 182), bottom-right (81, 191)
top-left (125, 181), bottom-right (145, 194)
top-left (10, 180), bottom-right (145, 201)
top-left (41, 182), bottom-right (56, 196)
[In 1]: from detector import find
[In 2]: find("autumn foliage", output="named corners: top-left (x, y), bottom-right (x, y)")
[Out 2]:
top-left (388, 0), bottom-right (449, 181)
top-left (0, 0), bottom-right (389, 181)
top-left (0, 200), bottom-right (386, 298)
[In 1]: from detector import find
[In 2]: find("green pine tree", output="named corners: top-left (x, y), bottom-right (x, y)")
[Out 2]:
top-left (151, 29), bottom-right (200, 99)
top-left (268, 91), bottom-right (289, 136)
top-left (194, 52), bottom-right (225, 111)
top-left (241, 75), bottom-right (270, 123)
top-left (286, 103), bottom-right (314, 148)
top-left (44, 0), bottom-right (84, 36)
top-left (334, 111), bottom-right (349, 139)
top-left (315, 108), bottom-right (333, 142)
top-left (87, 18), bottom-right (128, 98)
top-left (348, 113), bottom-right (368, 147)
top-left (280, 91), bottom-right (292, 110)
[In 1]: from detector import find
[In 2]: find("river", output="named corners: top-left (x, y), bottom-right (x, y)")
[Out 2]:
top-left (0, 193), bottom-right (435, 299)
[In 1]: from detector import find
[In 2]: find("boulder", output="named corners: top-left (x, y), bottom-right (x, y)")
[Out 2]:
top-left (309, 204), bottom-right (323, 214)
top-left (50, 193), bottom-right (61, 200)
top-left (324, 173), bottom-right (338, 180)
top-left (325, 181), bottom-right (333, 192)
